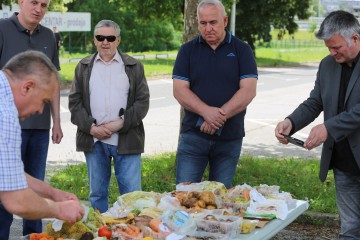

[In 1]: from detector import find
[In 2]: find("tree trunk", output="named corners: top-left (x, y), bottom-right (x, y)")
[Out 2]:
top-left (179, 0), bottom-right (201, 125)
top-left (183, 0), bottom-right (201, 43)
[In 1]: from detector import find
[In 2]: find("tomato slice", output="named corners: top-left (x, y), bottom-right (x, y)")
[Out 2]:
top-left (98, 226), bottom-right (112, 239)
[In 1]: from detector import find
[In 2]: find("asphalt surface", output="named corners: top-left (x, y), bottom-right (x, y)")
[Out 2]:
top-left (10, 64), bottom-right (338, 239)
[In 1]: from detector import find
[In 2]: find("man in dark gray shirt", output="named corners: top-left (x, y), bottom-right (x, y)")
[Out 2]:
top-left (0, 0), bottom-right (63, 237)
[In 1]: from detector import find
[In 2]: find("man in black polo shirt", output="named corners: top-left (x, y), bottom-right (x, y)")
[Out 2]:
top-left (275, 11), bottom-right (360, 238)
top-left (0, 0), bottom-right (62, 237)
top-left (172, 0), bottom-right (258, 189)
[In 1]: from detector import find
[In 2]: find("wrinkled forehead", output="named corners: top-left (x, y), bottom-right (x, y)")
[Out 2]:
top-left (24, 0), bottom-right (50, 7)
top-left (95, 26), bottom-right (117, 35)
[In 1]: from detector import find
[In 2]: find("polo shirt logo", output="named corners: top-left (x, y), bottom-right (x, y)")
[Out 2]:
top-left (227, 53), bottom-right (236, 57)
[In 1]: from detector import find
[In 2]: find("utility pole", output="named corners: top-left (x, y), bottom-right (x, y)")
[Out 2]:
top-left (318, 0), bottom-right (321, 29)
top-left (230, 0), bottom-right (236, 35)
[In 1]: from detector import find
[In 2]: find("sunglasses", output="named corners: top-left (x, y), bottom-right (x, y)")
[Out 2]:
top-left (95, 35), bottom-right (117, 42)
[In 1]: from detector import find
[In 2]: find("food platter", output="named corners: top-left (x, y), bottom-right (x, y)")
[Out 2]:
top-left (27, 181), bottom-right (309, 240)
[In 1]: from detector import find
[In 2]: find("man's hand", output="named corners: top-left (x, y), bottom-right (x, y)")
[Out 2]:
top-left (51, 122), bottom-right (63, 144)
top-left (200, 121), bottom-right (217, 135)
top-left (51, 188), bottom-right (79, 202)
top-left (55, 200), bottom-right (85, 224)
top-left (90, 125), bottom-right (112, 140)
top-left (202, 107), bottom-right (226, 129)
top-left (304, 124), bottom-right (328, 150)
top-left (102, 118), bottom-right (124, 133)
top-left (275, 118), bottom-right (293, 144)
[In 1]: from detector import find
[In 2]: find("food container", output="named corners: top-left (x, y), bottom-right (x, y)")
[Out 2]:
top-left (134, 215), bottom-right (152, 228)
top-left (240, 219), bottom-right (258, 233)
top-left (193, 214), bottom-right (242, 238)
top-left (221, 201), bottom-right (250, 214)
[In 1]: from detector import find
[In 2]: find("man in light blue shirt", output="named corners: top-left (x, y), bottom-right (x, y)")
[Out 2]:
top-left (0, 51), bottom-right (84, 237)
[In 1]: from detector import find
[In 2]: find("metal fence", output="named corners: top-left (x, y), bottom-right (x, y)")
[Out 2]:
top-left (257, 40), bottom-right (324, 48)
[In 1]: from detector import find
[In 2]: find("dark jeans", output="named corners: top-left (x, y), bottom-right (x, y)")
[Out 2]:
top-left (0, 204), bottom-right (12, 239)
top-left (333, 168), bottom-right (360, 239)
top-left (176, 132), bottom-right (243, 189)
top-left (0, 129), bottom-right (49, 238)
top-left (22, 129), bottom-right (49, 235)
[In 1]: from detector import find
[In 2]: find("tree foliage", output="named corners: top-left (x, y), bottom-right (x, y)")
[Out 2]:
top-left (235, 0), bottom-right (311, 52)
top-left (64, 0), bottom-right (183, 52)
top-left (124, 0), bottom-right (184, 28)
top-left (181, 0), bottom-right (309, 54)
top-left (1, 0), bottom-right (312, 53)
top-left (0, 0), bottom-right (12, 9)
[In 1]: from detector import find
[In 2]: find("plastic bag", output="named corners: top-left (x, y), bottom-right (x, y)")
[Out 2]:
top-left (161, 210), bottom-right (196, 235)
top-left (158, 195), bottom-right (182, 211)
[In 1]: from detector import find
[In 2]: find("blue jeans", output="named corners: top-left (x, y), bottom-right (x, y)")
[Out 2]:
top-left (176, 132), bottom-right (242, 189)
top-left (333, 168), bottom-right (360, 239)
top-left (84, 141), bottom-right (142, 213)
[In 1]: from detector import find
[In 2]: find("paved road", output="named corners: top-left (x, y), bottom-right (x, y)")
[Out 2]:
top-left (45, 63), bottom-right (322, 170)
top-left (10, 64), bottom-right (324, 238)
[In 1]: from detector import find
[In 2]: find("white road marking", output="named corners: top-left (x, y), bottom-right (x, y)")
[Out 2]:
top-left (151, 97), bottom-right (166, 101)
top-left (246, 118), bottom-right (309, 138)
top-left (285, 78), bottom-right (300, 82)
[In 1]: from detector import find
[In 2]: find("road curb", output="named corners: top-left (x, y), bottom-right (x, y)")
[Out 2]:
top-left (296, 210), bottom-right (340, 228)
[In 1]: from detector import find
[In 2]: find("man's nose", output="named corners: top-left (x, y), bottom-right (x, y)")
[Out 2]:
top-left (329, 48), bottom-right (337, 56)
top-left (205, 24), bottom-right (212, 32)
top-left (34, 4), bottom-right (42, 12)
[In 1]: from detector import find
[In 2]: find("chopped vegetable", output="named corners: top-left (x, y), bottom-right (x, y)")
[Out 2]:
top-left (149, 219), bottom-right (161, 233)
top-left (98, 226), bottom-right (112, 239)
top-left (115, 224), bottom-right (141, 238)
top-left (45, 221), bottom-right (92, 239)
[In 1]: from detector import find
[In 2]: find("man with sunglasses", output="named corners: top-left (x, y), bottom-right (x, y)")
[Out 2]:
top-left (0, 0), bottom-right (62, 237)
top-left (69, 20), bottom-right (150, 213)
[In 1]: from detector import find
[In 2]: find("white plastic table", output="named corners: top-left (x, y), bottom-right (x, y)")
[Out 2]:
top-left (237, 200), bottom-right (309, 240)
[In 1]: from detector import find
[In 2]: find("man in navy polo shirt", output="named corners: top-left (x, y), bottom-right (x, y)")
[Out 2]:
top-left (172, 0), bottom-right (258, 189)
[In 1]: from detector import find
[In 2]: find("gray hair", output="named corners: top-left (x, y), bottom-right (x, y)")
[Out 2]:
top-left (197, 0), bottom-right (227, 19)
top-left (316, 10), bottom-right (360, 45)
top-left (3, 50), bottom-right (58, 89)
top-left (94, 20), bottom-right (121, 37)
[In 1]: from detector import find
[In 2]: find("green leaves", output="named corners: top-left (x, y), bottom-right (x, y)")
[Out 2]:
top-left (235, 0), bottom-right (311, 52)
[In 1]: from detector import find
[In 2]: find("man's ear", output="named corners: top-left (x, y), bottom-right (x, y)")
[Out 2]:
top-left (353, 34), bottom-right (360, 43)
top-left (18, 0), bottom-right (24, 8)
top-left (20, 80), bottom-right (36, 96)
top-left (224, 16), bottom-right (229, 28)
